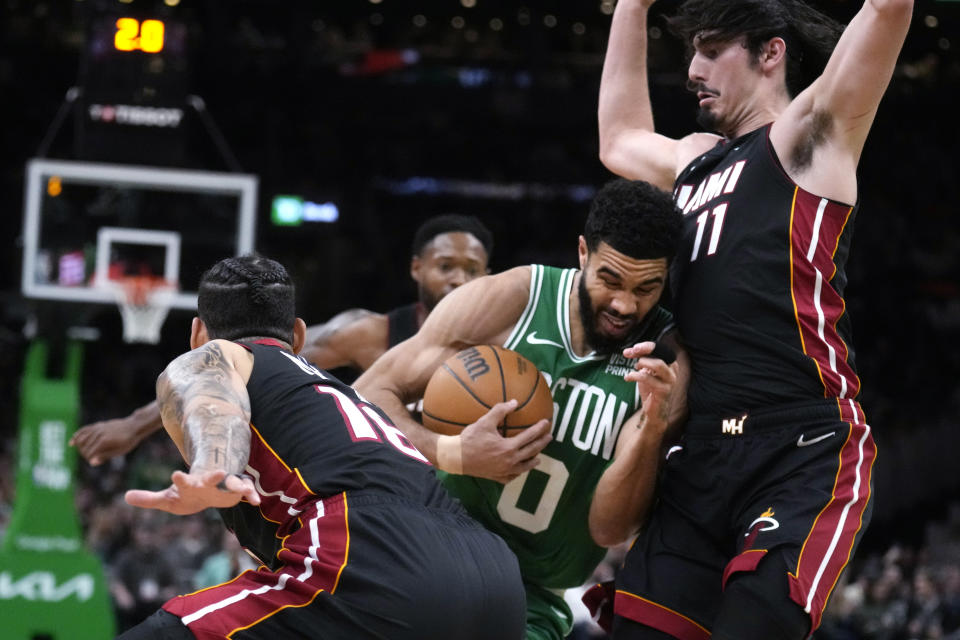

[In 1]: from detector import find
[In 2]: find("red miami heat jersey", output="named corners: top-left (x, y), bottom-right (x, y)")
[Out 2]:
top-left (220, 340), bottom-right (452, 569)
top-left (671, 124), bottom-right (861, 416)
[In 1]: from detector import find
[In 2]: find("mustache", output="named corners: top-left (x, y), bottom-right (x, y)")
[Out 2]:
top-left (600, 308), bottom-right (634, 321)
top-left (686, 80), bottom-right (719, 97)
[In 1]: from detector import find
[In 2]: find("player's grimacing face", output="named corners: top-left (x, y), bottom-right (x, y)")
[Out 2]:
top-left (578, 241), bottom-right (667, 354)
top-left (411, 232), bottom-right (490, 311)
top-left (687, 34), bottom-right (759, 136)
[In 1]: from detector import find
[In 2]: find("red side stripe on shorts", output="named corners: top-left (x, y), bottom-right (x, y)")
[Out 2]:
top-left (788, 411), bottom-right (875, 633)
top-left (614, 590), bottom-right (711, 640)
top-left (722, 549), bottom-right (767, 590)
top-left (163, 493), bottom-right (351, 639)
top-left (789, 188), bottom-right (860, 400)
top-left (837, 398), bottom-right (865, 425)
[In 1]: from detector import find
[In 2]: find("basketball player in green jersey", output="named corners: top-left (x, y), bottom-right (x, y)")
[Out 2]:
top-left (355, 178), bottom-right (685, 640)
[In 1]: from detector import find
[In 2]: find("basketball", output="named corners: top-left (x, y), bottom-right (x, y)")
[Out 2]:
top-left (422, 345), bottom-right (554, 437)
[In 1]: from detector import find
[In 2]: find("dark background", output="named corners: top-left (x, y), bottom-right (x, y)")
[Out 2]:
top-left (1, 0), bottom-right (958, 558)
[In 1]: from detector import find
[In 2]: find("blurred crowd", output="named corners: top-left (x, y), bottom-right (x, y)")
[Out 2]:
top-left (817, 522), bottom-right (960, 640)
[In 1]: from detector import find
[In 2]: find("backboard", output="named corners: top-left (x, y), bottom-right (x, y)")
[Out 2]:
top-left (21, 158), bottom-right (258, 310)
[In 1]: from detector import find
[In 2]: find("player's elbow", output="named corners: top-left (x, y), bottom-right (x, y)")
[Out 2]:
top-left (589, 508), bottom-right (635, 548)
top-left (352, 371), bottom-right (378, 398)
top-left (354, 370), bottom-right (404, 406)
top-left (598, 133), bottom-right (659, 184)
top-left (598, 135), bottom-right (627, 176)
top-left (590, 521), bottom-right (631, 548)
top-left (870, 0), bottom-right (913, 19)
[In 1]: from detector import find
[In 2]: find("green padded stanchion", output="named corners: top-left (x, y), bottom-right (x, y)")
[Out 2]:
top-left (0, 341), bottom-right (115, 639)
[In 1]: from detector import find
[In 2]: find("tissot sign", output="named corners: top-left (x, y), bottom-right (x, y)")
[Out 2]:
top-left (88, 103), bottom-right (184, 127)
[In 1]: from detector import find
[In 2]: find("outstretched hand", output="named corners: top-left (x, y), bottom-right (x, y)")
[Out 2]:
top-left (459, 400), bottom-right (552, 484)
top-left (125, 469), bottom-right (261, 516)
top-left (70, 417), bottom-right (142, 466)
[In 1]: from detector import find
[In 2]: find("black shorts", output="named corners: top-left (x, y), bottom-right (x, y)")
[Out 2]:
top-left (614, 399), bottom-right (875, 639)
top-left (154, 491), bottom-right (525, 640)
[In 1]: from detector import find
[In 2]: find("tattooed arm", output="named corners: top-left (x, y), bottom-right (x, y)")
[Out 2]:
top-left (125, 340), bottom-right (261, 515)
top-left (156, 340), bottom-right (252, 472)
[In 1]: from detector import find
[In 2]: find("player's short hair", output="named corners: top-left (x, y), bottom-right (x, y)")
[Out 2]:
top-left (584, 179), bottom-right (682, 261)
top-left (198, 255), bottom-right (296, 344)
top-left (411, 214), bottom-right (494, 259)
top-left (667, 0), bottom-right (843, 98)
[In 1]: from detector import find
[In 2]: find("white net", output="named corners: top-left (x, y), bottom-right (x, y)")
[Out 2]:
top-left (108, 277), bottom-right (177, 344)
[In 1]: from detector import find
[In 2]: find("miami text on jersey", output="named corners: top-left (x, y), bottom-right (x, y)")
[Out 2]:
top-left (674, 159), bottom-right (747, 215)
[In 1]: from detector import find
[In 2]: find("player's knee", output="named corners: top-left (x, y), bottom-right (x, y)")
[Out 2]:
top-left (712, 554), bottom-right (810, 640)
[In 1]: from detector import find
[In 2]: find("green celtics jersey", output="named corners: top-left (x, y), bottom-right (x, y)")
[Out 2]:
top-left (439, 265), bottom-right (675, 589)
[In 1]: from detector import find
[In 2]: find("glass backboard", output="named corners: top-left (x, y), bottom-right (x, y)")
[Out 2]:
top-left (21, 158), bottom-right (258, 310)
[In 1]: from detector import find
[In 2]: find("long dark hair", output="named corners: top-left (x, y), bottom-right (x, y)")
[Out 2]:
top-left (667, 0), bottom-right (844, 97)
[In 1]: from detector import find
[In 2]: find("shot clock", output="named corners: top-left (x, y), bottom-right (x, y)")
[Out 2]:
top-left (113, 17), bottom-right (167, 53)
top-left (77, 8), bottom-right (191, 165)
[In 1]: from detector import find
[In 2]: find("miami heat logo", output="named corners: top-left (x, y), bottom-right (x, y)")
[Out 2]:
top-left (742, 507), bottom-right (779, 551)
top-left (746, 507), bottom-right (779, 535)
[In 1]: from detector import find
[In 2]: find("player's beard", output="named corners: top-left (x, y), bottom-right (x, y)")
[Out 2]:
top-left (577, 277), bottom-right (639, 356)
top-left (696, 105), bottom-right (720, 133)
top-left (688, 80), bottom-right (722, 134)
top-left (419, 284), bottom-right (442, 312)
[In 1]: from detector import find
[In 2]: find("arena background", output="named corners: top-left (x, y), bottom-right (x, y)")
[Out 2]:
top-left (0, 0), bottom-right (958, 637)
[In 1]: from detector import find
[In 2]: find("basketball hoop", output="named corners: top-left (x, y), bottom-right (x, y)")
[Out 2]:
top-left (107, 276), bottom-right (178, 344)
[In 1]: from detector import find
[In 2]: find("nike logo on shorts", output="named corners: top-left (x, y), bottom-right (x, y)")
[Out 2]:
top-left (796, 431), bottom-right (836, 447)
top-left (526, 332), bottom-right (563, 349)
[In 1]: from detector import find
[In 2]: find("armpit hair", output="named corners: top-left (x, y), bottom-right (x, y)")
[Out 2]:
top-left (790, 109), bottom-right (833, 172)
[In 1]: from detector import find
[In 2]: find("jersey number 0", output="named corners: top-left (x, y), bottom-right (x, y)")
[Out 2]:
top-left (496, 454), bottom-right (569, 533)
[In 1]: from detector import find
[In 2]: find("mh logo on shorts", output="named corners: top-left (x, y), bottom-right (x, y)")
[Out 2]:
top-left (721, 414), bottom-right (747, 435)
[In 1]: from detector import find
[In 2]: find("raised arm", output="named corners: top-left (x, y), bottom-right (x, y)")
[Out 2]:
top-left (772, 0), bottom-right (913, 200)
top-left (354, 267), bottom-right (552, 483)
top-left (300, 308), bottom-right (387, 371)
top-left (125, 340), bottom-right (259, 515)
top-left (599, 0), bottom-right (717, 188)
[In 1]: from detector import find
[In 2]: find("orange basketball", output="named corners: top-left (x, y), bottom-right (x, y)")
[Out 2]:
top-left (422, 345), bottom-right (554, 437)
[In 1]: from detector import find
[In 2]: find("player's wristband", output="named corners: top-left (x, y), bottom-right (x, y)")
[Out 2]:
top-left (436, 436), bottom-right (463, 474)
